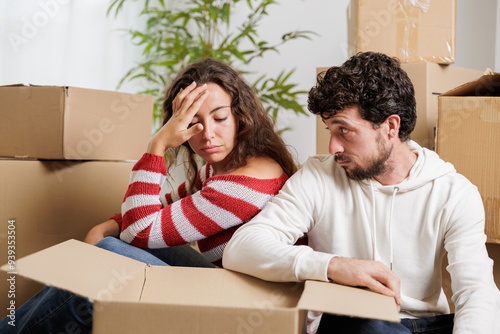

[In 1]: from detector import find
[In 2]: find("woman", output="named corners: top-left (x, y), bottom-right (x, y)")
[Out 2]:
top-left (1, 58), bottom-right (299, 333)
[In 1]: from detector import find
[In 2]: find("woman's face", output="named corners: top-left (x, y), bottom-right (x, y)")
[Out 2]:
top-left (187, 83), bottom-right (237, 174)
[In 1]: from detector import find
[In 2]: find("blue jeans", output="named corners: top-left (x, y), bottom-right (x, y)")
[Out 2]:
top-left (0, 237), bottom-right (215, 334)
top-left (317, 313), bottom-right (454, 334)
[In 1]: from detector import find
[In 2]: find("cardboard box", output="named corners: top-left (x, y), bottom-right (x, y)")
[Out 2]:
top-left (401, 63), bottom-right (483, 149)
top-left (315, 65), bottom-right (483, 154)
top-left (348, 0), bottom-right (456, 64)
top-left (1, 239), bottom-right (399, 333)
top-left (0, 85), bottom-right (153, 160)
top-left (0, 158), bottom-right (135, 315)
top-left (436, 70), bottom-right (500, 243)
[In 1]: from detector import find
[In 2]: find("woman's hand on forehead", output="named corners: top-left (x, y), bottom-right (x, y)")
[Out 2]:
top-left (147, 82), bottom-right (209, 156)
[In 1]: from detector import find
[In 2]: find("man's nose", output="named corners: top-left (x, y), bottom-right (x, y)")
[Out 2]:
top-left (329, 135), bottom-right (342, 155)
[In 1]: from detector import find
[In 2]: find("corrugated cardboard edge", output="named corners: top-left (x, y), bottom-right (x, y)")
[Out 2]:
top-left (298, 280), bottom-right (400, 322)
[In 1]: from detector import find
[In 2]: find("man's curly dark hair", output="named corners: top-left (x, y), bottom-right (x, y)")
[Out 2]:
top-left (308, 52), bottom-right (416, 141)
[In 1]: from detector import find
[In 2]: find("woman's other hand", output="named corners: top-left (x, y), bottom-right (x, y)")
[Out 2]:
top-left (84, 219), bottom-right (120, 245)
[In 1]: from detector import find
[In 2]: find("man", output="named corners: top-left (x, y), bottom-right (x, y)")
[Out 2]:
top-left (223, 52), bottom-right (499, 334)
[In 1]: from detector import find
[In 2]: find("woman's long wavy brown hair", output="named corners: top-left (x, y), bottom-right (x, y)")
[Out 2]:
top-left (162, 58), bottom-right (297, 193)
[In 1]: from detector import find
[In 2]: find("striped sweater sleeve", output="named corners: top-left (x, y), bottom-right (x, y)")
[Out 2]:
top-left (119, 153), bottom-right (286, 249)
top-left (109, 162), bottom-right (211, 225)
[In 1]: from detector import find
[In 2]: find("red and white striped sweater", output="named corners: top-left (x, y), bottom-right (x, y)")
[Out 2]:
top-left (115, 153), bottom-right (289, 267)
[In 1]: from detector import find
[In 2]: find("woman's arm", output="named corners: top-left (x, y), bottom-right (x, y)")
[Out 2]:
top-left (84, 219), bottom-right (120, 245)
top-left (119, 153), bottom-right (286, 249)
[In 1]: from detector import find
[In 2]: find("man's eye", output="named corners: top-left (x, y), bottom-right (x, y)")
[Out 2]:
top-left (340, 128), bottom-right (349, 134)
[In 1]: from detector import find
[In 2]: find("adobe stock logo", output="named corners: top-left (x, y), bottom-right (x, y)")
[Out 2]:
top-left (7, 0), bottom-right (70, 53)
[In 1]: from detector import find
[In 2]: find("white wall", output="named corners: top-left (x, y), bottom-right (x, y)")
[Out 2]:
top-left (497, 0), bottom-right (500, 70)
top-left (0, 0), bottom-right (145, 92)
top-left (454, 0), bottom-right (497, 72)
top-left (0, 0), bottom-right (498, 164)
top-left (231, 0), bottom-right (351, 163)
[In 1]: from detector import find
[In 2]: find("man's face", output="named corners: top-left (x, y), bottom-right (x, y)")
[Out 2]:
top-left (323, 105), bottom-right (393, 181)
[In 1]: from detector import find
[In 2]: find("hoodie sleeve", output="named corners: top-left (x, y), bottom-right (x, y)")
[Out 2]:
top-left (223, 157), bottom-right (335, 282)
top-left (443, 182), bottom-right (500, 334)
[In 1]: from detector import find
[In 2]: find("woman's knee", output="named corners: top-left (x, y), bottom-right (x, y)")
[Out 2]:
top-left (94, 236), bottom-right (123, 251)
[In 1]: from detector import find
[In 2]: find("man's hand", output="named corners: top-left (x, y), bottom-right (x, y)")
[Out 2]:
top-left (84, 220), bottom-right (120, 245)
top-left (328, 257), bottom-right (402, 308)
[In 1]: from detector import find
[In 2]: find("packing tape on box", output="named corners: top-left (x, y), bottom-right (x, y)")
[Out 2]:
top-left (396, 1), bottom-right (421, 62)
top-left (396, 0), bottom-right (454, 64)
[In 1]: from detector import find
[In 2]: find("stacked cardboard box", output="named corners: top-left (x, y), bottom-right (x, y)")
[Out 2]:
top-left (0, 84), bottom-right (154, 315)
top-left (0, 85), bottom-right (152, 160)
top-left (348, 0), bottom-right (456, 64)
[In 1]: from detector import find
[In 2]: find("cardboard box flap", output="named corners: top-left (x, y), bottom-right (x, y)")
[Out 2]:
top-left (1, 239), bottom-right (146, 302)
top-left (0, 83), bottom-right (29, 87)
top-left (441, 71), bottom-right (500, 97)
top-left (298, 280), bottom-right (400, 322)
top-left (141, 266), bottom-right (303, 308)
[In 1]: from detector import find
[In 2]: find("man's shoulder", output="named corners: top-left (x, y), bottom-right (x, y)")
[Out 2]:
top-left (297, 155), bottom-right (347, 182)
top-left (303, 154), bottom-right (336, 167)
top-left (301, 155), bottom-right (338, 174)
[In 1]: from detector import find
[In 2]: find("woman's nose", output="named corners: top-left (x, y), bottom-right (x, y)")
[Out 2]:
top-left (201, 122), bottom-right (214, 140)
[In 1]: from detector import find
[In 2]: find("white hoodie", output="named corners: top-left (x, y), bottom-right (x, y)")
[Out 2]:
top-left (223, 141), bottom-right (500, 334)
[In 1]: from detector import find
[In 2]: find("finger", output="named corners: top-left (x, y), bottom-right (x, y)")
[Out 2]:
top-left (187, 123), bottom-right (204, 137)
top-left (173, 82), bottom-right (207, 114)
top-left (174, 88), bottom-right (209, 125)
top-left (379, 270), bottom-right (401, 302)
top-left (172, 82), bottom-right (196, 112)
top-left (176, 123), bottom-right (203, 144)
top-left (365, 279), bottom-right (396, 298)
top-left (186, 88), bottom-right (209, 114)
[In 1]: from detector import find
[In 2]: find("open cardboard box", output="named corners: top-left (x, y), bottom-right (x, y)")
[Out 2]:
top-left (2, 240), bottom-right (399, 333)
top-left (436, 69), bottom-right (500, 243)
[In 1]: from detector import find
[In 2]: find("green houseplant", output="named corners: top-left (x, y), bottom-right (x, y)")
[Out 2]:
top-left (109, 0), bottom-right (313, 132)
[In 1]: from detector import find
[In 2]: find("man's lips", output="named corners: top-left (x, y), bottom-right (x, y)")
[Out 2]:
top-left (335, 155), bottom-right (351, 166)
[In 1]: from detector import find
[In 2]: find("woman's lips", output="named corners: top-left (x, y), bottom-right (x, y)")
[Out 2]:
top-left (201, 145), bottom-right (221, 154)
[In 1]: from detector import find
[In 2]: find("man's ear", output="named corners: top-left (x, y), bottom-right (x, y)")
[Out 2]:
top-left (385, 115), bottom-right (400, 140)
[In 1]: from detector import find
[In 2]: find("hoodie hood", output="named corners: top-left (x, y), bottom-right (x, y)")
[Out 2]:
top-left (361, 140), bottom-right (456, 193)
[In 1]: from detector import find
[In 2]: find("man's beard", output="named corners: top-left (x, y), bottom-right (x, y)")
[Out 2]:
top-left (336, 133), bottom-right (393, 181)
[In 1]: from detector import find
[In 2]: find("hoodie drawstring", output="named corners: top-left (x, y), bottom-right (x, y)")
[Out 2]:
top-left (388, 186), bottom-right (399, 270)
top-left (369, 181), bottom-right (377, 262)
top-left (369, 180), bottom-right (399, 271)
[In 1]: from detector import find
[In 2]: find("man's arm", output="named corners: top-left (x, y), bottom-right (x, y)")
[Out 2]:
top-left (443, 185), bottom-right (499, 333)
top-left (223, 161), bottom-right (335, 282)
top-left (223, 159), bottom-right (401, 307)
